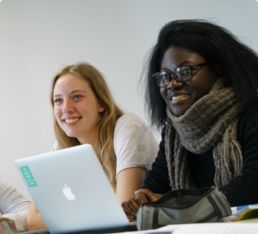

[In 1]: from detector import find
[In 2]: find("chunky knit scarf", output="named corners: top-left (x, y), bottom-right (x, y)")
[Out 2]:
top-left (165, 80), bottom-right (243, 190)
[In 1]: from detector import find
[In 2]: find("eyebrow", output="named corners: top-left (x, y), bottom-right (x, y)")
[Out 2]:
top-left (53, 90), bottom-right (86, 97)
top-left (161, 61), bottom-right (187, 70)
top-left (161, 61), bottom-right (203, 71)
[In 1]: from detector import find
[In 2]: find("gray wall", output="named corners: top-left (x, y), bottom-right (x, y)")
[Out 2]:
top-left (0, 0), bottom-right (258, 198)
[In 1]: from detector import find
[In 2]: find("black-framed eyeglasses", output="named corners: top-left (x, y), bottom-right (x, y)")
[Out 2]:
top-left (152, 62), bottom-right (209, 87)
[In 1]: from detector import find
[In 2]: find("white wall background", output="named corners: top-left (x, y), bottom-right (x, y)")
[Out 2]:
top-left (0, 0), bottom-right (258, 198)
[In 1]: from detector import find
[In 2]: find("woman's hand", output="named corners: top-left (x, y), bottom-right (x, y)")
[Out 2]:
top-left (121, 189), bottom-right (162, 221)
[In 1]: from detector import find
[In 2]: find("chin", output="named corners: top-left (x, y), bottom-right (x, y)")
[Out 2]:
top-left (170, 102), bottom-right (191, 117)
top-left (169, 106), bottom-right (186, 117)
top-left (64, 131), bottom-right (78, 138)
top-left (172, 111), bottom-right (185, 117)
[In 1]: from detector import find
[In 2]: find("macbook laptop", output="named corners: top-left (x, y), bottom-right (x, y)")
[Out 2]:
top-left (15, 144), bottom-right (134, 233)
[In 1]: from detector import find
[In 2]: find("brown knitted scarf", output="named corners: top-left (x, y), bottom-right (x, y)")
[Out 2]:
top-left (165, 80), bottom-right (243, 190)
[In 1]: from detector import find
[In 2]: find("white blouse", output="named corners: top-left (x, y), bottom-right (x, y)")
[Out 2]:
top-left (114, 113), bottom-right (158, 175)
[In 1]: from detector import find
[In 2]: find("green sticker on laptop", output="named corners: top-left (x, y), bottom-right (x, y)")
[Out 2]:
top-left (20, 165), bottom-right (37, 187)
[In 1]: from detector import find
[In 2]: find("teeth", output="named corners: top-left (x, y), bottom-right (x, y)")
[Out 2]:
top-left (64, 118), bottom-right (79, 124)
top-left (171, 95), bottom-right (188, 103)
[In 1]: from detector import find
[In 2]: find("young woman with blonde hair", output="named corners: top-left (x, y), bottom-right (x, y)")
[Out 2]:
top-left (27, 62), bottom-right (157, 230)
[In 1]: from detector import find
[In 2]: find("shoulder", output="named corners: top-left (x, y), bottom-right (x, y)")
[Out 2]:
top-left (237, 103), bottom-right (258, 142)
top-left (0, 176), bottom-right (8, 190)
top-left (115, 113), bottom-right (147, 127)
top-left (0, 176), bottom-right (12, 190)
top-left (238, 103), bottom-right (258, 127)
top-left (114, 112), bottom-right (155, 140)
top-left (114, 113), bottom-right (150, 137)
top-left (0, 176), bottom-right (23, 197)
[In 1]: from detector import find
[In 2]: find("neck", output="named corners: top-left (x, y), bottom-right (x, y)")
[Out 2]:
top-left (77, 129), bottom-right (99, 152)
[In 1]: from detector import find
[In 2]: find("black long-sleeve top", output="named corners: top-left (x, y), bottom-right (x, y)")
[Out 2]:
top-left (144, 104), bottom-right (258, 206)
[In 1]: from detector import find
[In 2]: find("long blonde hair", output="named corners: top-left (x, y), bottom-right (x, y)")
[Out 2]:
top-left (50, 63), bottom-right (123, 189)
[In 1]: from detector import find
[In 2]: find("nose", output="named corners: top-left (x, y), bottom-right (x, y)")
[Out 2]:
top-left (62, 99), bottom-right (74, 112)
top-left (167, 78), bottom-right (183, 90)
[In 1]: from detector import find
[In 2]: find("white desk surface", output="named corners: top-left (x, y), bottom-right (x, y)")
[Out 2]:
top-left (111, 220), bottom-right (258, 234)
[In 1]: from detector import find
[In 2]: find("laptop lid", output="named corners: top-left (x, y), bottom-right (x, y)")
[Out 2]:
top-left (15, 144), bottom-right (129, 233)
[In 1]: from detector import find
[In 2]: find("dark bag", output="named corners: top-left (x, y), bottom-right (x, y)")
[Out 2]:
top-left (136, 186), bottom-right (232, 230)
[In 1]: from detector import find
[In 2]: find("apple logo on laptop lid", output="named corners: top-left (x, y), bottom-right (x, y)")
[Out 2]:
top-left (62, 184), bottom-right (76, 201)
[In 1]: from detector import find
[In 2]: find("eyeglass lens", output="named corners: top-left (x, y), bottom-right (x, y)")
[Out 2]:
top-left (154, 63), bottom-right (208, 87)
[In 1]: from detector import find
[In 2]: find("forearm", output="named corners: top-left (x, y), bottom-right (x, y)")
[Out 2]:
top-left (116, 167), bottom-right (146, 203)
top-left (221, 174), bottom-right (258, 206)
top-left (26, 203), bottom-right (46, 230)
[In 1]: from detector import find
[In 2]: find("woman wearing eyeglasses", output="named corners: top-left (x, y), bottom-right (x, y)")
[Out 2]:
top-left (122, 19), bottom-right (258, 221)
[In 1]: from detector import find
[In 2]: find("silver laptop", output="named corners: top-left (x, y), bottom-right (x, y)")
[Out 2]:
top-left (15, 144), bottom-right (130, 233)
